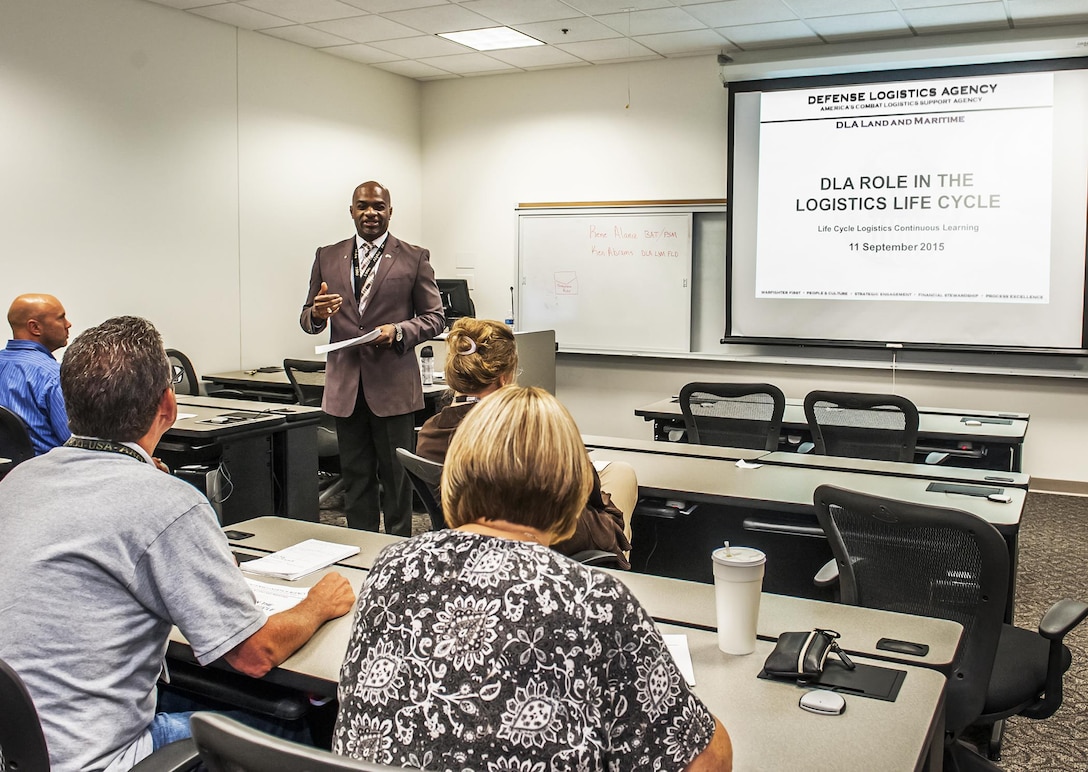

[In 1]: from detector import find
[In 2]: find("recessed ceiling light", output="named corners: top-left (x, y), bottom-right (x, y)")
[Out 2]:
top-left (438, 27), bottom-right (544, 52)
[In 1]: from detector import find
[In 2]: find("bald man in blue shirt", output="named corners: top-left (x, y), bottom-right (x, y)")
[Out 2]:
top-left (0, 294), bottom-right (73, 454)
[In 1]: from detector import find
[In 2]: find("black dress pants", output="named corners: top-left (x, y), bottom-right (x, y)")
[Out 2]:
top-left (334, 386), bottom-right (414, 535)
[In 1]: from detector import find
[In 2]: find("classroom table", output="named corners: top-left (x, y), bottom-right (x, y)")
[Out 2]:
top-left (157, 399), bottom-right (322, 524)
top-left (203, 367), bottom-right (449, 404)
top-left (176, 395), bottom-right (326, 520)
top-left (168, 520), bottom-right (953, 771)
top-left (634, 396), bottom-right (1029, 472)
top-left (221, 516), bottom-right (963, 672)
top-left (583, 436), bottom-right (1024, 621)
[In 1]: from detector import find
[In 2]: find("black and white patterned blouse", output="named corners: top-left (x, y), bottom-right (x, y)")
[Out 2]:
top-left (333, 529), bottom-right (715, 771)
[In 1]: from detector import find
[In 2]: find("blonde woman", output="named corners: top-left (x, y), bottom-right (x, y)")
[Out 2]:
top-left (416, 317), bottom-right (634, 566)
top-left (335, 386), bottom-right (732, 770)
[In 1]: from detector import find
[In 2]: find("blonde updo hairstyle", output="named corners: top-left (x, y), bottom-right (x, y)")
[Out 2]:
top-left (442, 386), bottom-right (592, 542)
top-left (443, 318), bottom-right (518, 395)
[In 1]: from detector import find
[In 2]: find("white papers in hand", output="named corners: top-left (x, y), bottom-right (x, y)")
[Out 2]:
top-left (315, 328), bottom-right (381, 355)
top-left (245, 578), bottom-right (309, 614)
top-left (240, 539), bottom-right (360, 581)
top-left (663, 634), bottom-right (697, 686)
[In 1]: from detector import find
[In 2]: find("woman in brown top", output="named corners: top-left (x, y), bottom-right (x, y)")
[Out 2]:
top-left (417, 318), bottom-right (634, 567)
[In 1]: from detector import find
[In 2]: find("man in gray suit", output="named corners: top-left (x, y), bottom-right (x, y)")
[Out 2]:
top-left (301, 181), bottom-right (445, 534)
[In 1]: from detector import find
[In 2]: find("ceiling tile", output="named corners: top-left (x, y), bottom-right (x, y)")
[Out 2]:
top-left (368, 35), bottom-right (471, 58)
top-left (189, 3), bottom-right (293, 29)
top-left (806, 11), bottom-right (912, 39)
top-left (562, 0), bottom-right (670, 11)
top-left (310, 15), bottom-right (421, 42)
top-left (514, 17), bottom-right (621, 44)
top-left (459, 0), bottom-right (576, 26)
top-left (417, 52), bottom-right (517, 74)
top-left (484, 45), bottom-right (587, 68)
top-left (384, 4), bottom-right (497, 34)
top-left (143, 0), bottom-right (222, 9)
top-left (240, 0), bottom-right (362, 23)
top-left (372, 59), bottom-right (459, 78)
top-left (716, 20), bottom-right (822, 48)
top-left (598, 8), bottom-right (703, 36)
top-left (683, 0), bottom-right (798, 28)
top-left (556, 37), bottom-right (661, 63)
top-left (786, 0), bottom-right (896, 17)
top-left (339, 0), bottom-right (447, 12)
top-left (260, 24), bottom-right (354, 46)
top-left (1008, 0), bottom-right (1088, 24)
top-left (634, 28), bottom-right (729, 56)
top-left (903, 2), bottom-right (1009, 32)
top-left (322, 42), bottom-right (404, 64)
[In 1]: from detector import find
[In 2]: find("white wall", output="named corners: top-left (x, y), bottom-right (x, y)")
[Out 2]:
top-left (420, 55), bottom-right (1088, 486)
top-left (0, 0), bottom-right (422, 375)
top-left (2, 0), bottom-right (1083, 484)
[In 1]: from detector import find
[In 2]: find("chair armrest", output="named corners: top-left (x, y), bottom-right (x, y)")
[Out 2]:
top-left (814, 559), bottom-right (839, 588)
top-left (571, 550), bottom-right (623, 568)
top-left (130, 738), bottom-right (200, 772)
top-left (1039, 598), bottom-right (1088, 640)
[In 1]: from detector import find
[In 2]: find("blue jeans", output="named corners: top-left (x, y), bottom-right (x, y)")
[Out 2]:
top-left (151, 689), bottom-right (313, 749)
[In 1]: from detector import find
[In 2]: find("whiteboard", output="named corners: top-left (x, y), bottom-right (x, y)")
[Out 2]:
top-left (518, 210), bottom-right (693, 353)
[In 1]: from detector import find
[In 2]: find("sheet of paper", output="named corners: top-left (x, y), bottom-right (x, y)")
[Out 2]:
top-left (174, 412), bottom-right (197, 421)
top-left (663, 634), bottom-right (696, 686)
top-left (241, 538), bottom-right (361, 581)
top-left (735, 459), bottom-right (763, 469)
top-left (315, 328), bottom-right (381, 355)
top-left (245, 578), bottom-right (309, 614)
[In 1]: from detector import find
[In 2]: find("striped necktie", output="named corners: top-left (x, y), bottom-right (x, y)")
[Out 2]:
top-left (356, 243), bottom-right (381, 315)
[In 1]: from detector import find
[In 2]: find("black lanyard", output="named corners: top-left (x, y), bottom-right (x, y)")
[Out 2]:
top-left (63, 436), bottom-right (147, 463)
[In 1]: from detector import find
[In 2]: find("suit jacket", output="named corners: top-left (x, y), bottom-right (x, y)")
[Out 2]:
top-left (300, 234), bottom-right (445, 418)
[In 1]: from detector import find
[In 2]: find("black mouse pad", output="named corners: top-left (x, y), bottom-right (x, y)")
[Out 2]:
top-left (759, 660), bottom-right (906, 702)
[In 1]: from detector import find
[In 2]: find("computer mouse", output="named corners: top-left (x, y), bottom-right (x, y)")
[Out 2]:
top-left (799, 689), bottom-right (846, 715)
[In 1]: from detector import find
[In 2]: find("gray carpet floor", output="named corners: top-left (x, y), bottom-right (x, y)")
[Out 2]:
top-left (320, 490), bottom-right (1088, 770)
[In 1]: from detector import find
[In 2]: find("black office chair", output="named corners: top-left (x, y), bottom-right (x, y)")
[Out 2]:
top-left (189, 712), bottom-right (412, 771)
top-left (395, 447), bottom-right (621, 566)
top-left (0, 655), bottom-right (199, 772)
top-left (679, 382), bottom-right (786, 451)
top-left (165, 348), bottom-right (202, 397)
top-left (396, 447), bottom-right (445, 531)
top-left (813, 485), bottom-right (1088, 770)
top-left (0, 405), bottom-right (35, 477)
top-left (284, 359), bottom-right (344, 505)
top-left (804, 390), bottom-right (919, 462)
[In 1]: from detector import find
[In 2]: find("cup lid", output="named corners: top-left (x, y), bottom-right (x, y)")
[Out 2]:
top-left (712, 545), bottom-right (766, 567)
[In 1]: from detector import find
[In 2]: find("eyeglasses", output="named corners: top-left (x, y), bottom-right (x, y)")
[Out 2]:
top-left (170, 365), bottom-right (186, 385)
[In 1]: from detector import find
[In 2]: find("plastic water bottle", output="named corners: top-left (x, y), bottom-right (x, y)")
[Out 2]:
top-left (420, 345), bottom-right (434, 385)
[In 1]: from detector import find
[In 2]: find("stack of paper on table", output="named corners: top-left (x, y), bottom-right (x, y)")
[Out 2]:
top-left (240, 539), bottom-right (360, 581)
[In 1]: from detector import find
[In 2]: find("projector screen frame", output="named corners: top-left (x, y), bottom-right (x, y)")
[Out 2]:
top-left (724, 55), bottom-right (1088, 356)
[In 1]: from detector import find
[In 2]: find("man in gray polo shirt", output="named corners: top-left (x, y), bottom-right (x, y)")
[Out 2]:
top-left (0, 316), bottom-right (355, 772)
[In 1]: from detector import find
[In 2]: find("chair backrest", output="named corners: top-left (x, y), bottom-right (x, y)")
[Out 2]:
top-left (679, 382), bottom-right (786, 451)
top-left (283, 359), bottom-right (326, 408)
top-left (395, 447), bottom-right (445, 530)
top-left (0, 657), bottom-right (52, 770)
top-left (189, 712), bottom-right (406, 771)
top-left (803, 390), bottom-right (919, 462)
top-left (166, 348), bottom-right (201, 397)
top-left (0, 405), bottom-right (35, 472)
top-left (813, 485), bottom-right (1008, 736)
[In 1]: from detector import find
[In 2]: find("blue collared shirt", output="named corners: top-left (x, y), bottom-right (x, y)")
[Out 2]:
top-left (0, 339), bottom-right (71, 455)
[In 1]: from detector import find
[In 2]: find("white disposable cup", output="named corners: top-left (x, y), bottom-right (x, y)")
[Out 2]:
top-left (712, 545), bottom-right (766, 655)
